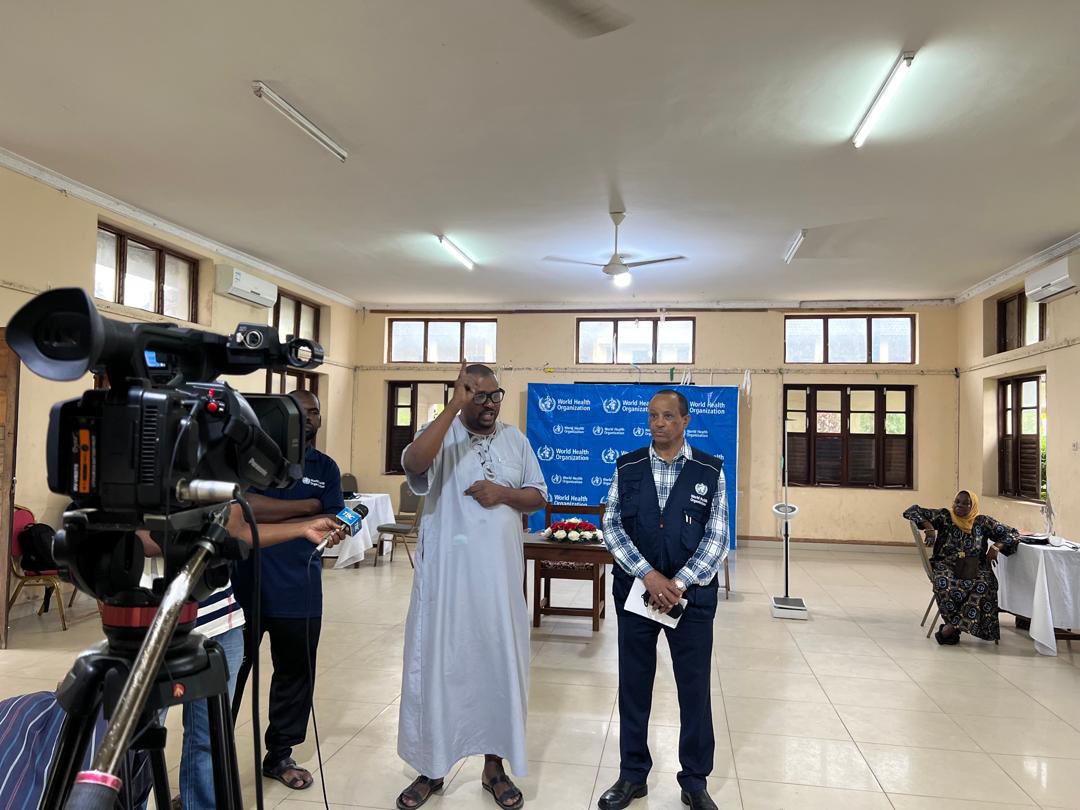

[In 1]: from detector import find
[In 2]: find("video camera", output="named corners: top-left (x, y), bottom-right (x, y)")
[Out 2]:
top-left (7, 288), bottom-right (329, 809)
top-left (6, 287), bottom-right (323, 601)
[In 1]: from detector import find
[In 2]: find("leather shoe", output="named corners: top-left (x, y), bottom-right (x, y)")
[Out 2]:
top-left (597, 779), bottom-right (648, 810)
top-left (681, 789), bottom-right (718, 810)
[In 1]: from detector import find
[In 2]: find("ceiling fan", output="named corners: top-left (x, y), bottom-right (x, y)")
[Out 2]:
top-left (527, 0), bottom-right (632, 38)
top-left (543, 210), bottom-right (687, 288)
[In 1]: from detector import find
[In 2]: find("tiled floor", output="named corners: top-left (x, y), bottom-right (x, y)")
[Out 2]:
top-left (5, 543), bottom-right (1080, 809)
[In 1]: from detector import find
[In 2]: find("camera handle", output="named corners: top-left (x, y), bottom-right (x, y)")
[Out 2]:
top-left (64, 518), bottom-right (229, 810)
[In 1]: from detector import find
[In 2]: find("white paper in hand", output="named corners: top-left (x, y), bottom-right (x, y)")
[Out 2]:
top-left (625, 577), bottom-right (687, 629)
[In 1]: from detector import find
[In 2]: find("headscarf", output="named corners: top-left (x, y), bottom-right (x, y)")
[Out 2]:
top-left (950, 489), bottom-right (980, 534)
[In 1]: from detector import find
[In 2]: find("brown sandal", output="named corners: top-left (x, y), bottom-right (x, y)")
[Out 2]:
top-left (397, 775), bottom-right (444, 809)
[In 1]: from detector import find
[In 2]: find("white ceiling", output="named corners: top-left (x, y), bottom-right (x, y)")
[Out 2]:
top-left (2, 0), bottom-right (1080, 306)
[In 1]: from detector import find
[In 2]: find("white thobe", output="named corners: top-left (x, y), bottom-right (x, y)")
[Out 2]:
top-left (398, 416), bottom-right (547, 777)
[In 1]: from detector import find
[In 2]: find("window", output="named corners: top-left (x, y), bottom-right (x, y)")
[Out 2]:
top-left (999, 373), bottom-right (1047, 501)
top-left (997, 291), bottom-right (1046, 353)
top-left (267, 292), bottom-right (321, 395)
top-left (94, 224), bottom-right (198, 321)
top-left (388, 319), bottom-right (497, 363)
top-left (784, 315), bottom-right (914, 364)
top-left (385, 381), bottom-right (453, 473)
top-left (576, 317), bottom-right (695, 364)
top-left (783, 385), bottom-right (914, 488)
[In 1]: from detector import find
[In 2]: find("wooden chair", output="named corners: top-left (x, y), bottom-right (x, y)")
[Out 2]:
top-left (910, 519), bottom-right (940, 639)
top-left (377, 496), bottom-right (424, 568)
top-left (535, 503), bottom-right (607, 631)
top-left (8, 507), bottom-right (74, 631)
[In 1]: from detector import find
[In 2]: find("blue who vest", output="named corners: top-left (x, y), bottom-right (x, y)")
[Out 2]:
top-left (611, 446), bottom-right (724, 613)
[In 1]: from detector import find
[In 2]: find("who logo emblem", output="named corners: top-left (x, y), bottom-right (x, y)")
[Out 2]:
top-left (592, 425), bottom-right (604, 436)
top-left (601, 448), bottom-right (620, 464)
top-left (633, 426), bottom-right (647, 437)
top-left (550, 474), bottom-right (563, 485)
top-left (590, 476), bottom-right (604, 487)
top-left (553, 424), bottom-right (564, 435)
top-left (695, 483), bottom-right (708, 496)
top-left (602, 398), bottom-right (621, 414)
top-left (538, 395), bottom-right (557, 413)
top-left (537, 445), bottom-right (555, 462)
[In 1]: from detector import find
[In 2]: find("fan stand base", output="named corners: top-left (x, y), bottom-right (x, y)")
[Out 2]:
top-left (771, 595), bottom-right (809, 620)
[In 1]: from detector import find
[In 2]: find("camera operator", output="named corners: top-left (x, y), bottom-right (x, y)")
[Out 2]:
top-left (139, 509), bottom-right (345, 810)
top-left (230, 389), bottom-right (345, 793)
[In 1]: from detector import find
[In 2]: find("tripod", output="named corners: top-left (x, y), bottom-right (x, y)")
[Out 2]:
top-left (41, 505), bottom-right (245, 810)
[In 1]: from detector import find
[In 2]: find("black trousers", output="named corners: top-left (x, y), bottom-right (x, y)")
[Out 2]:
top-left (233, 615), bottom-right (321, 767)
top-left (616, 602), bottom-right (714, 792)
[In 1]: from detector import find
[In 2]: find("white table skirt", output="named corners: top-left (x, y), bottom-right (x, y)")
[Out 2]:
top-left (997, 542), bottom-right (1080, 655)
top-left (323, 494), bottom-right (397, 568)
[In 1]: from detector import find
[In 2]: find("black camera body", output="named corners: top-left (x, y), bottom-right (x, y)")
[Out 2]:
top-left (49, 383), bottom-right (305, 518)
top-left (7, 287), bottom-right (325, 601)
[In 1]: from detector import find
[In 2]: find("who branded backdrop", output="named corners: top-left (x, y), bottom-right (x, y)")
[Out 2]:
top-left (526, 384), bottom-right (739, 547)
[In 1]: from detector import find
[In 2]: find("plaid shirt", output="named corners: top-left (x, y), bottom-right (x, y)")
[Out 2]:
top-left (603, 442), bottom-right (729, 587)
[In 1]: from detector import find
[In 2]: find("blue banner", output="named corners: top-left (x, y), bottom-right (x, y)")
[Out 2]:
top-left (526, 383), bottom-right (739, 546)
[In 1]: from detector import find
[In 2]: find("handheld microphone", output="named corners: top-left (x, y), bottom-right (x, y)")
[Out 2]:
top-left (315, 504), bottom-right (367, 552)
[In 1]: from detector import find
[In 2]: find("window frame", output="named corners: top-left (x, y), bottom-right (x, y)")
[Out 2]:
top-left (273, 290), bottom-right (322, 343)
top-left (95, 223), bottom-right (199, 322)
top-left (997, 372), bottom-right (1046, 502)
top-left (385, 380), bottom-right (454, 473)
top-left (782, 383), bottom-right (914, 489)
top-left (996, 291), bottom-right (1046, 354)
top-left (386, 318), bottom-right (498, 364)
top-left (784, 314), bottom-right (916, 365)
top-left (266, 291), bottom-right (322, 395)
top-left (575, 316), bottom-right (696, 365)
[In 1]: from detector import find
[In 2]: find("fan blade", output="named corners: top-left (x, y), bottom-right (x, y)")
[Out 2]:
top-left (624, 255), bottom-right (687, 269)
top-left (527, 0), bottom-right (632, 38)
top-left (543, 255), bottom-right (606, 267)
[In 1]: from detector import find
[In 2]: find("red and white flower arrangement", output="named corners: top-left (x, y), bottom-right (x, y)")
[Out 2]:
top-left (542, 517), bottom-right (603, 544)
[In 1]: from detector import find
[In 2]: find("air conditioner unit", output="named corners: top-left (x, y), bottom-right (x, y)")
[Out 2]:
top-left (214, 265), bottom-right (278, 309)
top-left (1025, 255), bottom-right (1079, 304)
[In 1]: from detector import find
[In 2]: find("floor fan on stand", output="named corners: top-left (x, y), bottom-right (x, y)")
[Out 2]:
top-left (772, 422), bottom-right (808, 620)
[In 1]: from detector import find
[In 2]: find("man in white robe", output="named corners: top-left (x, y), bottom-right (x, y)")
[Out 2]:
top-left (396, 363), bottom-right (547, 810)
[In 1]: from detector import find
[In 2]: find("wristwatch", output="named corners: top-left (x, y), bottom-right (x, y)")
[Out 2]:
top-left (673, 578), bottom-right (687, 593)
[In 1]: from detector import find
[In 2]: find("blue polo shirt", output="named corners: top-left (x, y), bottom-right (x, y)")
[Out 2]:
top-left (232, 447), bottom-right (344, 619)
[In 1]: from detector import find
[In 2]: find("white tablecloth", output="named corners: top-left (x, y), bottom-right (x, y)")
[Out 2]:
top-left (323, 493), bottom-right (397, 568)
top-left (997, 542), bottom-right (1080, 655)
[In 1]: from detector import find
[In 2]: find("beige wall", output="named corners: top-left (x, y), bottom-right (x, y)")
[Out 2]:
top-left (0, 165), bottom-right (357, 530)
top-left (956, 279), bottom-right (1080, 537)
top-left (8, 159), bottom-right (1075, 548)
top-left (351, 307), bottom-right (961, 544)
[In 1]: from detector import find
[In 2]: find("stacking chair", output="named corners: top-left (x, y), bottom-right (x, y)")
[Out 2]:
top-left (910, 519), bottom-right (940, 639)
top-left (397, 480), bottom-right (421, 521)
top-left (8, 507), bottom-right (75, 631)
top-left (376, 496), bottom-right (424, 568)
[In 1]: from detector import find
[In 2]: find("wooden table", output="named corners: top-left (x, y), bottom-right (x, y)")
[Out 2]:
top-left (523, 533), bottom-right (614, 631)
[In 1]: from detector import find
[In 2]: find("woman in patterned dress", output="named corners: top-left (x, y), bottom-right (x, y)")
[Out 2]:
top-left (904, 491), bottom-right (1019, 644)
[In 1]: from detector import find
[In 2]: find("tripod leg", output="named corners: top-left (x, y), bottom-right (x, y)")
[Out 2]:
top-left (148, 747), bottom-right (172, 810)
top-left (40, 707), bottom-right (100, 810)
top-left (208, 690), bottom-right (243, 809)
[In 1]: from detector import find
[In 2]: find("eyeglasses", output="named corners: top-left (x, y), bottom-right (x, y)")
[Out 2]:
top-left (472, 388), bottom-right (505, 405)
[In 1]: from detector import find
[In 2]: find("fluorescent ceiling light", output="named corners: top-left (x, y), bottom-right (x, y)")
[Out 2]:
top-left (613, 272), bottom-right (632, 288)
top-left (852, 51), bottom-right (915, 149)
top-left (252, 80), bottom-right (348, 162)
top-left (437, 236), bottom-right (475, 270)
top-left (783, 229), bottom-right (806, 264)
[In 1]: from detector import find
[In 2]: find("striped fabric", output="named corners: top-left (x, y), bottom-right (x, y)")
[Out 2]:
top-left (195, 583), bottom-right (245, 639)
top-left (0, 691), bottom-right (151, 809)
